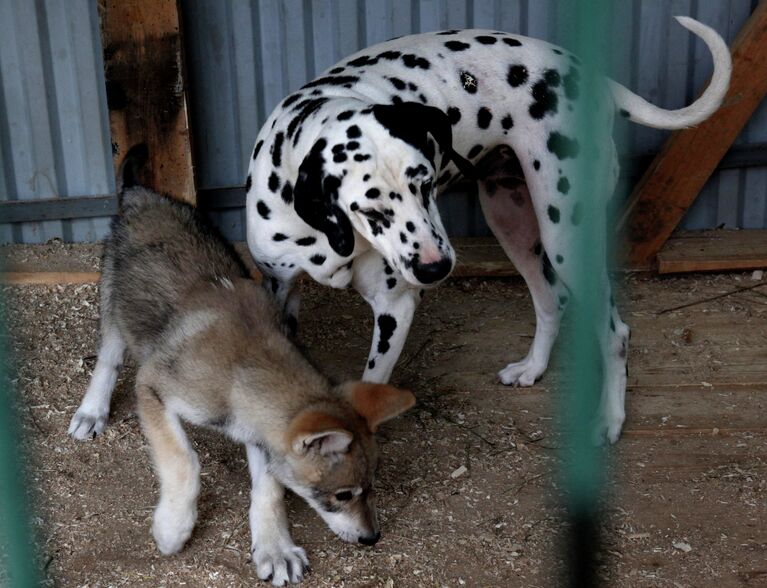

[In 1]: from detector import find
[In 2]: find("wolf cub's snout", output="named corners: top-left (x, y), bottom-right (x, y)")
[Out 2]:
top-left (69, 145), bottom-right (415, 585)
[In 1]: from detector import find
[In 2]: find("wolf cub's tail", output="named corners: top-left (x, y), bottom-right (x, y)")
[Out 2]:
top-left (116, 144), bottom-right (162, 212)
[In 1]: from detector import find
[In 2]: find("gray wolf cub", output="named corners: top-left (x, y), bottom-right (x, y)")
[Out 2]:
top-left (69, 145), bottom-right (415, 585)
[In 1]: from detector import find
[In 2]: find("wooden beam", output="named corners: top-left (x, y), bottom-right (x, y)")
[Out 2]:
top-left (657, 229), bottom-right (767, 274)
top-left (620, 3), bottom-right (767, 268)
top-left (0, 272), bottom-right (101, 285)
top-left (100, 0), bottom-right (195, 203)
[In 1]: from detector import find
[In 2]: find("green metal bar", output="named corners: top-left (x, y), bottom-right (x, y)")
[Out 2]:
top-left (0, 291), bottom-right (40, 586)
top-left (556, 1), bottom-right (614, 585)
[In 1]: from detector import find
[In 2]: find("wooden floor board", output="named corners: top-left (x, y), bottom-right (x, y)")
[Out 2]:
top-left (657, 229), bottom-right (767, 274)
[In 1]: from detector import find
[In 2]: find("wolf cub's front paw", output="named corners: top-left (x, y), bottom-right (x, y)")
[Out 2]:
top-left (68, 410), bottom-right (108, 440)
top-left (152, 500), bottom-right (197, 555)
top-left (251, 540), bottom-right (309, 586)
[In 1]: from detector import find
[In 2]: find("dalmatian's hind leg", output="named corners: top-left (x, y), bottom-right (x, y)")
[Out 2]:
top-left (522, 148), bottom-right (629, 444)
top-left (479, 177), bottom-right (568, 387)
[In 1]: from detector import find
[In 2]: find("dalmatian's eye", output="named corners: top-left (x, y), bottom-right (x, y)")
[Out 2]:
top-left (334, 490), bottom-right (354, 502)
top-left (361, 208), bottom-right (387, 223)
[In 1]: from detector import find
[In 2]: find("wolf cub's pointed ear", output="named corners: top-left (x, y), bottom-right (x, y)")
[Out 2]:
top-left (288, 411), bottom-right (353, 456)
top-left (343, 382), bottom-right (416, 432)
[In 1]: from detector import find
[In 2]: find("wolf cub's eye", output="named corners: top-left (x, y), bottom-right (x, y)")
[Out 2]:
top-left (334, 490), bottom-right (354, 502)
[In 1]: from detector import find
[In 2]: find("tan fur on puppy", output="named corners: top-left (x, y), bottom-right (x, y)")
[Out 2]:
top-left (69, 146), bottom-right (415, 586)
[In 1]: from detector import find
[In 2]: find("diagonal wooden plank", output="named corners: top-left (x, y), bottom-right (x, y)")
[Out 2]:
top-left (619, 2), bottom-right (767, 268)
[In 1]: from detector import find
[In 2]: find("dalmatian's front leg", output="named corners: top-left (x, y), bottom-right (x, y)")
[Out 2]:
top-left (352, 250), bottom-right (421, 383)
top-left (261, 272), bottom-right (301, 339)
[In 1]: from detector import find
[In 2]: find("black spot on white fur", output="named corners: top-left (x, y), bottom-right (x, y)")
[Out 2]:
top-left (402, 54), bottom-right (430, 69)
top-left (547, 132), bottom-right (580, 160)
top-left (268, 172), bottom-right (280, 193)
top-left (257, 201), bottom-right (270, 219)
top-left (507, 65), bottom-right (528, 87)
top-left (447, 106), bottom-right (461, 125)
top-left (377, 314), bottom-right (397, 353)
top-left (445, 40), bottom-right (470, 51)
top-left (281, 181), bottom-right (293, 204)
top-left (253, 140), bottom-right (263, 160)
top-left (477, 107), bottom-right (492, 129)
top-left (271, 132), bottom-right (284, 167)
top-left (530, 79), bottom-right (558, 119)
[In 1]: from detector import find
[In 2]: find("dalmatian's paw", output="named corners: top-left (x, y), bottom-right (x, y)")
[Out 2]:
top-left (592, 410), bottom-right (625, 446)
top-left (251, 539), bottom-right (309, 586)
top-left (68, 409), bottom-right (109, 440)
top-left (498, 358), bottom-right (546, 387)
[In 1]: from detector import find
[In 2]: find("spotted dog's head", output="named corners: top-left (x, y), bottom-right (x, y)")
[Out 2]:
top-left (278, 382), bottom-right (415, 545)
top-left (293, 102), bottom-right (475, 286)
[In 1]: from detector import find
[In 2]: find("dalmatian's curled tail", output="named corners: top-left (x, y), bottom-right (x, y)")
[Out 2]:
top-left (609, 16), bottom-right (732, 129)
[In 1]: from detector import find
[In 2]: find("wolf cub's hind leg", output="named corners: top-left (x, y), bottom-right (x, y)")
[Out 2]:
top-left (137, 383), bottom-right (201, 555)
top-left (68, 325), bottom-right (125, 440)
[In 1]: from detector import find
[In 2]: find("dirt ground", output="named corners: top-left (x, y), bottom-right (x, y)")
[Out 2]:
top-left (2, 242), bottom-right (766, 587)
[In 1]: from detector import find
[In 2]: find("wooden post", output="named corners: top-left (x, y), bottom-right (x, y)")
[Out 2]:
top-left (619, 2), bottom-right (767, 268)
top-left (99, 0), bottom-right (195, 203)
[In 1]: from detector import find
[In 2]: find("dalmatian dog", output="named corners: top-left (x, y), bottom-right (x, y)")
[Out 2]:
top-left (245, 17), bottom-right (730, 444)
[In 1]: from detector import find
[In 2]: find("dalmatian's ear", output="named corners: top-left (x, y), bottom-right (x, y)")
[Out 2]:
top-left (293, 139), bottom-right (355, 257)
top-left (372, 102), bottom-right (476, 180)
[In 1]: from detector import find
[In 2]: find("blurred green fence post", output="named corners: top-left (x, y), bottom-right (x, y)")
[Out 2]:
top-left (556, 0), bottom-right (613, 586)
top-left (0, 296), bottom-right (39, 586)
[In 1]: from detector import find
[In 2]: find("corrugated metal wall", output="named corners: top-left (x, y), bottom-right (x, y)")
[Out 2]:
top-left (0, 0), bottom-right (114, 244)
top-left (180, 0), bottom-right (767, 240)
top-left (1, 0), bottom-right (765, 242)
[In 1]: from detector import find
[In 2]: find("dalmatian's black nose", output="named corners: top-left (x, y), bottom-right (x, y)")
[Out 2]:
top-left (412, 257), bottom-right (453, 284)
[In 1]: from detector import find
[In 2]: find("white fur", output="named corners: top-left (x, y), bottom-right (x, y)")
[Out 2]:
top-left (247, 445), bottom-right (308, 586)
top-left (68, 328), bottom-right (125, 440)
top-left (608, 16), bottom-right (731, 129)
top-left (150, 410), bottom-right (201, 555)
